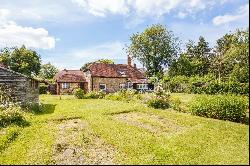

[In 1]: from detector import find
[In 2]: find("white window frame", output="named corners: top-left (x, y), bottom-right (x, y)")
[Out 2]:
top-left (119, 83), bottom-right (126, 89)
top-left (136, 84), bottom-right (148, 90)
top-left (99, 83), bottom-right (106, 91)
top-left (127, 82), bottom-right (133, 89)
top-left (62, 83), bottom-right (70, 89)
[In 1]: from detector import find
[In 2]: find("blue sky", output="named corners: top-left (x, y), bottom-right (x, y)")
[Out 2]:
top-left (0, 0), bottom-right (249, 69)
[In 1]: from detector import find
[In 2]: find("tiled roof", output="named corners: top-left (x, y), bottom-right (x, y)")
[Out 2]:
top-left (88, 63), bottom-right (146, 79)
top-left (54, 70), bottom-right (86, 82)
top-left (127, 78), bottom-right (148, 83)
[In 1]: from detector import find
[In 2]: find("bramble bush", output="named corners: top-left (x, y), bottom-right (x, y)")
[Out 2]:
top-left (189, 94), bottom-right (248, 123)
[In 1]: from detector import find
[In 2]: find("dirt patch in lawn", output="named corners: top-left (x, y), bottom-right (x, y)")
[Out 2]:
top-left (51, 119), bottom-right (116, 165)
top-left (82, 130), bottom-right (116, 165)
top-left (113, 112), bottom-right (186, 137)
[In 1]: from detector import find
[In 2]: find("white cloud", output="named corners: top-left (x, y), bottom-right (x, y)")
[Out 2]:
top-left (0, 9), bottom-right (10, 18)
top-left (177, 11), bottom-right (188, 19)
top-left (212, 4), bottom-right (249, 26)
top-left (0, 8), bottom-right (55, 49)
top-left (72, 0), bottom-right (129, 17)
top-left (72, 0), bottom-right (222, 18)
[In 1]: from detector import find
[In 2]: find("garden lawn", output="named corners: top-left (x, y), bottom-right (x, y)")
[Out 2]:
top-left (0, 95), bottom-right (249, 164)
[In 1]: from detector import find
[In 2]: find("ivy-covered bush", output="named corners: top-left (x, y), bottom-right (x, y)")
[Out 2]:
top-left (189, 94), bottom-right (248, 123)
top-left (73, 88), bottom-right (85, 99)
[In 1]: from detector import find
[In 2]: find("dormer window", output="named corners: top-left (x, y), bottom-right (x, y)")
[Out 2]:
top-left (118, 71), bottom-right (126, 76)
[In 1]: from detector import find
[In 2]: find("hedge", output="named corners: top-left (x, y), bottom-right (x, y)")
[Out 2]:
top-left (189, 94), bottom-right (248, 123)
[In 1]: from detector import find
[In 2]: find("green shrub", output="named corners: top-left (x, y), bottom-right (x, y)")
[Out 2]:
top-left (147, 96), bottom-right (170, 109)
top-left (189, 94), bottom-right (247, 123)
top-left (170, 96), bottom-right (182, 112)
top-left (39, 85), bottom-right (48, 94)
top-left (0, 106), bottom-right (27, 127)
top-left (166, 75), bottom-right (190, 93)
top-left (146, 85), bottom-right (170, 109)
top-left (105, 89), bottom-right (138, 101)
top-left (105, 92), bottom-right (123, 101)
top-left (85, 91), bottom-right (105, 99)
top-left (164, 74), bottom-right (249, 95)
top-left (73, 88), bottom-right (85, 99)
top-left (204, 80), bottom-right (223, 94)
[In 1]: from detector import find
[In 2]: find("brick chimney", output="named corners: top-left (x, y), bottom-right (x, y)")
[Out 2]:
top-left (127, 55), bottom-right (132, 66)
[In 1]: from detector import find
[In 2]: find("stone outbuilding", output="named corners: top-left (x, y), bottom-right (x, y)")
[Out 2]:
top-left (0, 66), bottom-right (39, 105)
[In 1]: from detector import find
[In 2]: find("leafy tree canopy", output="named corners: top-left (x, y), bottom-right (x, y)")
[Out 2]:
top-left (127, 24), bottom-right (180, 78)
top-left (0, 45), bottom-right (41, 77)
top-left (210, 28), bottom-right (249, 82)
top-left (38, 62), bottom-right (59, 80)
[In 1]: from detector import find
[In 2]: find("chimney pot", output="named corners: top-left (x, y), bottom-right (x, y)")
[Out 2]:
top-left (127, 55), bottom-right (132, 66)
top-left (134, 63), bottom-right (136, 68)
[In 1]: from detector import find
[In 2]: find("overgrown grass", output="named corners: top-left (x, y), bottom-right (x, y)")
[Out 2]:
top-left (0, 94), bottom-right (248, 164)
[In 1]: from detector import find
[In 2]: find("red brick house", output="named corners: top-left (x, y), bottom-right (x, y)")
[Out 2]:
top-left (54, 56), bottom-right (153, 94)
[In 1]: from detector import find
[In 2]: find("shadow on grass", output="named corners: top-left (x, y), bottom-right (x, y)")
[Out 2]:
top-left (105, 108), bottom-right (138, 116)
top-left (243, 117), bottom-right (249, 125)
top-left (32, 103), bottom-right (56, 115)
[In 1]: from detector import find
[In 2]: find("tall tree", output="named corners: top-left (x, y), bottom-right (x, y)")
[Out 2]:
top-left (168, 53), bottom-right (194, 77)
top-left (127, 24), bottom-right (180, 78)
top-left (169, 36), bottom-right (211, 77)
top-left (211, 28), bottom-right (249, 82)
top-left (39, 62), bottom-right (59, 80)
top-left (0, 45), bottom-right (41, 76)
top-left (186, 36), bottom-right (211, 76)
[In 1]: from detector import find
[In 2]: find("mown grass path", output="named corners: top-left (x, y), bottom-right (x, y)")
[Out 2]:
top-left (0, 95), bottom-right (249, 164)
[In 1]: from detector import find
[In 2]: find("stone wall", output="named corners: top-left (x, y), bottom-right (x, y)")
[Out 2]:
top-left (92, 77), bottom-right (127, 93)
top-left (0, 68), bottom-right (39, 105)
